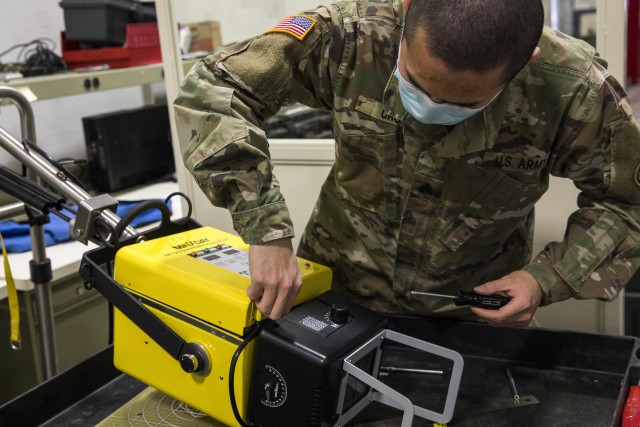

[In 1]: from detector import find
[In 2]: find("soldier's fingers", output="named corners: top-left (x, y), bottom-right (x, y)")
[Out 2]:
top-left (472, 304), bottom-right (516, 323)
top-left (472, 302), bottom-right (534, 327)
top-left (267, 275), bottom-right (302, 320)
top-left (269, 291), bottom-right (290, 320)
top-left (246, 283), bottom-right (264, 301)
top-left (474, 280), bottom-right (508, 295)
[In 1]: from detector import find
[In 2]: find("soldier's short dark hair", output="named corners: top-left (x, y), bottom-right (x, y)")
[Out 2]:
top-left (404, 0), bottom-right (545, 82)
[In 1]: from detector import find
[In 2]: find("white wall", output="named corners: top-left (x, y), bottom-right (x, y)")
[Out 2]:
top-left (533, 0), bottom-right (627, 334)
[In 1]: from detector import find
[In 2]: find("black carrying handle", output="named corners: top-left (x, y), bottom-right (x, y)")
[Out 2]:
top-left (79, 217), bottom-right (206, 373)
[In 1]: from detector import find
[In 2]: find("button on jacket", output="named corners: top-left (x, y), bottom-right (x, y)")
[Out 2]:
top-left (174, 0), bottom-right (640, 316)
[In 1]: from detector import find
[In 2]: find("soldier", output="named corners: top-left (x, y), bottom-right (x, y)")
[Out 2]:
top-left (174, 0), bottom-right (640, 326)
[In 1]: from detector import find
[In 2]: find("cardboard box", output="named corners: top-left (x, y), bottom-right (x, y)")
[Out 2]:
top-left (183, 20), bottom-right (222, 53)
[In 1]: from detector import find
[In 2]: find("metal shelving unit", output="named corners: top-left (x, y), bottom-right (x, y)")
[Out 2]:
top-left (0, 59), bottom-right (196, 103)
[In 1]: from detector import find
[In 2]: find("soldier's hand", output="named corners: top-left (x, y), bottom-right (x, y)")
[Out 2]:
top-left (247, 238), bottom-right (302, 320)
top-left (470, 270), bottom-right (543, 327)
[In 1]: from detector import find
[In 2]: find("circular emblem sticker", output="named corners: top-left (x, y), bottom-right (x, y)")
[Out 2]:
top-left (260, 365), bottom-right (288, 408)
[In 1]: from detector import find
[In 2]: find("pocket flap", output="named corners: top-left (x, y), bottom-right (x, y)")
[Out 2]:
top-left (439, 173), bottom-right (521, 251)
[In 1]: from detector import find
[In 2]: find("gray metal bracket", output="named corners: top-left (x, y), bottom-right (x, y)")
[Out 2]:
top-left (69, 194), bottom-right (119, 244)
top-left (335, 329), bottom-right (464, 426)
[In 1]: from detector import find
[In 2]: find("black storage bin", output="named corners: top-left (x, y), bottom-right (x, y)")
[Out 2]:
top-left (59, 0), bottom-right (135, 45)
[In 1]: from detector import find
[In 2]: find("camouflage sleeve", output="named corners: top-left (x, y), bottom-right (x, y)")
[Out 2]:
top-left (173, 6), bottom-right (340, 244)
top-left (523, 60), bottom-right (640, 305)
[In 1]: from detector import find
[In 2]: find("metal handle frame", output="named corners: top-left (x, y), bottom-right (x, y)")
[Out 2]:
top-left (335, 329), bottom-right (464, 426)
top-left (0, 88), bottom-right (133, 238)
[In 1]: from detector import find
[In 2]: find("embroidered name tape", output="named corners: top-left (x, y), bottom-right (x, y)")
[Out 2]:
top-left (265, 15), bottom-right (317, 40)
top-left (483, 152), bottom-right (548, 174)
top-left (356, 96), bottom-right (403, 125)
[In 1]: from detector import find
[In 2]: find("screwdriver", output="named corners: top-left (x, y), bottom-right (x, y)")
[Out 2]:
top-left (410, 290), bottom-right (511, 310)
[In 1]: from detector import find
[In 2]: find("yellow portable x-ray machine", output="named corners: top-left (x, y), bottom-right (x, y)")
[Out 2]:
top-left (86, 225), bottom-right (330, 426)
top-left (80, 220), bottom-right (463, 427)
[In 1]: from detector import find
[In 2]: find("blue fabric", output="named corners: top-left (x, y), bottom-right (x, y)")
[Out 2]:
top-left (0, 199), bottom-right (172, 253)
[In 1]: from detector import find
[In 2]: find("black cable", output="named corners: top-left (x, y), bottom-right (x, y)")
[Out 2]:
top-left (21, 139), bottom-right (87, 191)
top-left (93, 193), bottom-right (191, 248)
top-left (164, 192), bottom-right (192, 225)
top-left (0, 38), bottom-right (65, 77)
top-left (93, 216), bottom-right (119, 249)
top-left (229, 321), bottom-right (266, 427)
top-left (60, 202), bottom-right (77, 215)
top-left (0, 38), bottom-right (56, 60)
top-left (22, 40), bottom-right (65, 77)
top-left (48, 208), bottom-right (73, 223)
top-left (112, 199), bottom-right (172, 240)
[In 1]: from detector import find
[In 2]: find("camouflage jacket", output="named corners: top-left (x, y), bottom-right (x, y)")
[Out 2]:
top-left (174, 0), bottom-right (640, 316)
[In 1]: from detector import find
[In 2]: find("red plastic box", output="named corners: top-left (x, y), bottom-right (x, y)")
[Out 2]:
top-left (62, 22), bottom-right (162, 70)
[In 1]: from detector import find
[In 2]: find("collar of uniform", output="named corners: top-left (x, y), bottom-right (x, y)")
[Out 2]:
top-left (383, 67), bottom-right (512, 158)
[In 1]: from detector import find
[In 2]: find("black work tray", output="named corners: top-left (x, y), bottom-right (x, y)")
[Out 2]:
top-left (1, 316), bottom-right (638, 427)
top-left (351, 316), bottom-right (640, 426)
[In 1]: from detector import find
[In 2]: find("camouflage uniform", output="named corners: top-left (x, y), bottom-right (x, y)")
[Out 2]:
top-left (174, 0), bottom-right (640, 317)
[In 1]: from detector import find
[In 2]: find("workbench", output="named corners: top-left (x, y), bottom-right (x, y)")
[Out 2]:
top-left (1, 315), bottom-right (637, 426)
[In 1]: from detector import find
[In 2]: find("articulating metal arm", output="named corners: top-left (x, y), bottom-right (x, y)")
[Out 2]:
top-left (0, 86), bottom-right (136, 242)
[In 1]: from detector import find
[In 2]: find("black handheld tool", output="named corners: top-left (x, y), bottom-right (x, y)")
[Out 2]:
top-left (410, 290), bottom-right (511, 310)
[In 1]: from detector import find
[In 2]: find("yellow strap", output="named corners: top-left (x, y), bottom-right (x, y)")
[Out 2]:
top-left (0, 232), bottom-right (21, 350)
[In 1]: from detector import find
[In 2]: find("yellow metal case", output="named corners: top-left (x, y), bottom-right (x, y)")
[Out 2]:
top-left (112, 227), bottom-right (331, 426)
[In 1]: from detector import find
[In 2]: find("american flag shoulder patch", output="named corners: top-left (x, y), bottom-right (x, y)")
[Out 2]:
top-left (265, 15), bottom-right (317, 40)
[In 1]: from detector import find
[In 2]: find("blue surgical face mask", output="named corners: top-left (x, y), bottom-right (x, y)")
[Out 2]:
top-left (394, 67), bottom-right (488, 125)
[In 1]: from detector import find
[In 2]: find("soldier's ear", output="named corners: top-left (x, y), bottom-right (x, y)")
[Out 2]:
top-left (403, 0), bottom-right (411, 11)
top-left (528, 47), bottom-right (541, 64)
